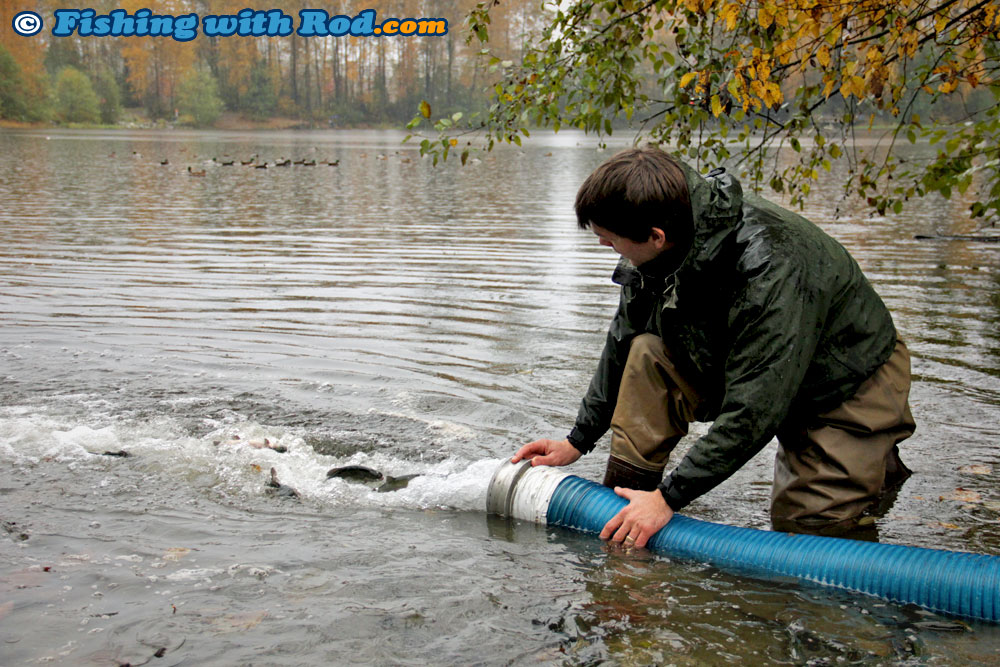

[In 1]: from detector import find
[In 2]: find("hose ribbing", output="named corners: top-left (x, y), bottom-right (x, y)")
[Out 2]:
top-left (544, 475), bottom-right (1000, 622)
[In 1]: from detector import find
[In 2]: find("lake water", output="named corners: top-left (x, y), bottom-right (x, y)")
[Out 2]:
top-left (1, 128), bottom-right (998, 664)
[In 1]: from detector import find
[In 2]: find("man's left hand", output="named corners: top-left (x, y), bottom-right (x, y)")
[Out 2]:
top-left (599, 487), bottom-right (674, 549)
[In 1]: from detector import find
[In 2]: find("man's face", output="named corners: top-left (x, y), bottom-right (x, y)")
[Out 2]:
top-left (589, 223), bottom-right (673, 267)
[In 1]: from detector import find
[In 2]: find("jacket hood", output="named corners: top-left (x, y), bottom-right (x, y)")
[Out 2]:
top-left (675, 162), bottom-right (744, 271)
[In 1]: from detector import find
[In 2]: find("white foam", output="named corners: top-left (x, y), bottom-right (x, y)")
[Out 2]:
top-left (0, 404), bottom-right (499, 513)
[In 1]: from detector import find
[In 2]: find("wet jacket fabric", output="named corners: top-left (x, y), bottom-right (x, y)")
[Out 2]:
top-left (567, 162), bottom-right (898, 511)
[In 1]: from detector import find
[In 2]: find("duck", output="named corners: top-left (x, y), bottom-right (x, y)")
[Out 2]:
top-left (274, 158), bottom-right (291, 167)
top-left (188, 166), bottom-right (206, 176)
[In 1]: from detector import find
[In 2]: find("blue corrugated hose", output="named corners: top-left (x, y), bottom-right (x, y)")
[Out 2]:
top-left (546, 475), bottom-right (1000, 622)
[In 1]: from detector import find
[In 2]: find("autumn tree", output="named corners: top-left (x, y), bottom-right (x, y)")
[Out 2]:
top-left (413, 0), bottom-right (1000, 224)
top-left (117, 0), bottom-right (198, 118)
top-left (0, 0), bottom-right (53, 121)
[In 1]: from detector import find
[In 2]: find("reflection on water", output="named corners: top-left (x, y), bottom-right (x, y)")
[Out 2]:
top-left (0, 129), bottom-right (998, 664)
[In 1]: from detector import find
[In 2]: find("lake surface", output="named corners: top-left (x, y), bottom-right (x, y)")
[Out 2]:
top-left (1, 128), bottom-right (998, 664)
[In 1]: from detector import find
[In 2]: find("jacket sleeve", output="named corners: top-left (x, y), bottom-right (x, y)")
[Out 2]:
top-left (567, 287), bottom-right (642, 454)
top-left (658, 257), bottom-right (827, 510)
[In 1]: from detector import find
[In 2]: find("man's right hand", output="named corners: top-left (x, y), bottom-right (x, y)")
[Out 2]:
top-left (511, 438), bottom-right (582, 467)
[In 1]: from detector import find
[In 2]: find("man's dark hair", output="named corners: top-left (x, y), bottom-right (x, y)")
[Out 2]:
top-left (575, 147), bottom-right (693, 243)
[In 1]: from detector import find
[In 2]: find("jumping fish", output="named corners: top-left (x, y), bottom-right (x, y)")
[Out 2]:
top-left (265, 467), bottom-right (300, 499)
top-left (325, 465), bottom-right (419, 493)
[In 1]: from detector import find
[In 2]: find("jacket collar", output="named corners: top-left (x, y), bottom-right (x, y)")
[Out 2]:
top-left (611, 162), bottom-right (744, 293)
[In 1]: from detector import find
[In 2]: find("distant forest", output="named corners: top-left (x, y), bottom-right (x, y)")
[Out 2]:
top-left (0, 0), bottom-right (545, 127)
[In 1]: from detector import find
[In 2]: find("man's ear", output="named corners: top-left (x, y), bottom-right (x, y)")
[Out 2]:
top-left (649, 227), bottom-right (667, 248)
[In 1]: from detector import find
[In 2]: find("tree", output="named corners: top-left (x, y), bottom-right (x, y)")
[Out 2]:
top-left (0, 43), bottom-right (29, 120)
top-left (244, 60), bottom-right (278, 121)
top-left (411, 0), bottom-right (1000, 224)
top-left (54, 67), bottom-right (100, 124)
top-left (177, 68), bottom-right (224, 126)
top-left (118, 0), bottom-right (197, 119)
top-left (1, 0), bottom-right (52, 122)
top-left (93, 68), bottom-right (121, 125)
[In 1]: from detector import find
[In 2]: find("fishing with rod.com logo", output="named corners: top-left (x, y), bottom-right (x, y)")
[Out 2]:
top-left (10, 7), bottom-right (447, 40)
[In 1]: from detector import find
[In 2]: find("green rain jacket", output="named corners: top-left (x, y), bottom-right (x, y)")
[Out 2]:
top-left (567, 162), bottom-right (898, 511)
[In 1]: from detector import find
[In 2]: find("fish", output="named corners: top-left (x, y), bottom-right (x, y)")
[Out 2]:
top-left (265, 468), bottom-right (300, 499)
top-left (326, 465), bottom-right (419, 493)
top-left (213, 435), bottom-right (287, 453)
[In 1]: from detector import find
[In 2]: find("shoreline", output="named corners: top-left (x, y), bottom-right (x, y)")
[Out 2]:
top-left (1, 111), bottom-right (397, 132)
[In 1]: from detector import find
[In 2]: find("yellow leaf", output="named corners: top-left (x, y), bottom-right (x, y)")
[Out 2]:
top-left (775, 38), bottom-right (796, 65)
top-left (449, 138), bottom-right (458, 147)
top-left (816, 45), bottom-right (830, 68)
top-left (939, 79), bottom-right (958, 94)
top-left (758, 7), bottom-right (774, 29)
top-left (419, 100), bottom-right (431, 119)
top-left (936, 522), bottom-right (962, 530)
top-left (680, 72), bottom-right (698, 88)
top-left (768, 82), bottom-right (784, 104)
top-left (852, 75), bottom-right (866, 97)
top-left (722, 2), bottom-right (739, 30)
top-left (711, 94), bottom-right (723, 117)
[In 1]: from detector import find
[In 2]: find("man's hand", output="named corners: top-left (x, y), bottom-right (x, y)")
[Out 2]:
top-left (599, 487), bottom-right (674, 549)
top-left (511, 438), bottom-right (581, 467)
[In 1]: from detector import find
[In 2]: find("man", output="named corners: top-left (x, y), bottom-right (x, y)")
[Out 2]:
top-left (511, 147), bottom-right (915, 548)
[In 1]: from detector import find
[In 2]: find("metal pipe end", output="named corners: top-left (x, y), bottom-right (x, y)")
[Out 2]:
top-left (486, 459), bottom-right (532, 518)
